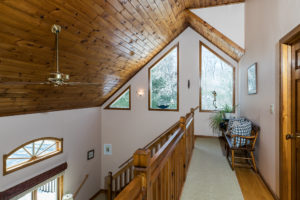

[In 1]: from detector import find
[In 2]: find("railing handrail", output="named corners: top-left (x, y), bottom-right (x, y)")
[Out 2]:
top-left (108, 106), bottom-right (197, 200)
top-left (118, 120), bottom-right (180, 169)
top-left (150, 127), bottom-right (184, 181)
top-left (117, 105), bottom-right (198, 169)
top-left (114, 175), bottom-right (145, 200)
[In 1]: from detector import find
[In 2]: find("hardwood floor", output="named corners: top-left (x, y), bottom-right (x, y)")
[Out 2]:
top-left (218, 137), bottom-right (275, 200)
top-left (235, 168), bottom-right (275, 200)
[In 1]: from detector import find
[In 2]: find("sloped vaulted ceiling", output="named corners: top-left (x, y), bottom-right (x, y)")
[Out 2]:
top-left (0, 0), bottom-right (245, 116)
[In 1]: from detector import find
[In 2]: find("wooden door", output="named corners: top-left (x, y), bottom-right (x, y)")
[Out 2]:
top-left (291, 40), bottom-right (300, 200)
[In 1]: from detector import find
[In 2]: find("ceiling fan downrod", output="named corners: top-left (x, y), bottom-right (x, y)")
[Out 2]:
top-left (49, 24), bottom-right (69, 86)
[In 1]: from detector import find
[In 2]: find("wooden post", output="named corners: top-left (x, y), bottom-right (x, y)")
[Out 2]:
top-left (133, 149), bottom-right (151, 200)
top-left (180, 116), bottom-right (187, 177)
top-left (190, 108), bottom-right (195, 148)
top-left (107, 171), bottom-right (113, 200)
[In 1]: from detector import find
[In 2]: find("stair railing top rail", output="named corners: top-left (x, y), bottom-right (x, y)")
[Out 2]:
top-left (118, 120), bottom-right (180, 169)
top-left (115, 109), bottom-right (196, 200)
top-left (117, 106), bottom-right (198, 169)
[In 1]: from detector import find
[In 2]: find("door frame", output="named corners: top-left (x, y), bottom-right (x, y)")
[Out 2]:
top-left (279, 24), bottom-right (300, 200)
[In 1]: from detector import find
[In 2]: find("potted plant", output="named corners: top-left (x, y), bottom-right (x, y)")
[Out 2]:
top-left (209, 104), bottom-right (237, 133)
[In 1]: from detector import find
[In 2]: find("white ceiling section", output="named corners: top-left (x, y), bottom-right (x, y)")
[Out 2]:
top-left (190, 3), bottom-right (245, 48)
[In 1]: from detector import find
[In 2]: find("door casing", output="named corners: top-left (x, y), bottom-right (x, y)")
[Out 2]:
top-left (279, 24), bottom-right (300, 200)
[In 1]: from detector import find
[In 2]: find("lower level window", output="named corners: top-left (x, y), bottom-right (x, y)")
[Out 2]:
top-left (17, 176), bottom-right (63, 200)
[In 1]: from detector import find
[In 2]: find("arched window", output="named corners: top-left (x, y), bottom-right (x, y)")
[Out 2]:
top-left (3, 137), bottom-right (63, 175)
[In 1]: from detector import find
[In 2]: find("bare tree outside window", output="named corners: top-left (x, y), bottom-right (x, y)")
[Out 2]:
top-left (200, 44), bottom-right (234, 111)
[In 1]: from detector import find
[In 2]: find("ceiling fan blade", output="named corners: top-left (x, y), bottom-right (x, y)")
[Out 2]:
top-left (65, 82), bottom-right (101, 86)
top-left (0, 81), bottom-right (50, 85)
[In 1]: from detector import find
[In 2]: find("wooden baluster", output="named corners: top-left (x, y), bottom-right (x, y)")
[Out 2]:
top-left (130, 166), bottom-right (133, 180)
top-left (133, 149), bottom-right (151, 200)
top-left (125, 168), bottom-right (128, 186)
top-left (107, 171), bottom-right (113, 200)
top-left (120, 172), bottom-right (124, 190)
top-left (114, 178), bottom-right (117, 196)
top-left (118, 176), bottom-right (121, 193)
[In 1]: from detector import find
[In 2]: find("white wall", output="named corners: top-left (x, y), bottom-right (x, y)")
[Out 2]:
top-left (100, 27), bottom-right (238, 188)
top-left (0, 107), bottom-right (102, 199)
top-left (191, 3), bottom-right (245, 48)
top-left (239, 0), bottom-right (300, 197)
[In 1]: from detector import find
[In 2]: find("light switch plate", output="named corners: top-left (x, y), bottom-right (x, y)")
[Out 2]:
top-left (104, 144), bottom-right (112, 155)
top-left (270, 104), bottom-right (275, 114)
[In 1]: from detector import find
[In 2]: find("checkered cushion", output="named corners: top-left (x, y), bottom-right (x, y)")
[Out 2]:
top-left (228, 118), bottom-right (246, 130)
top-left (231, 120), bottom-right (252, 147)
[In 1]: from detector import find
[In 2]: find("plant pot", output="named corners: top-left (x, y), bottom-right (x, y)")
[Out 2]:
top-left (225, 113), bottom-right (235, 119)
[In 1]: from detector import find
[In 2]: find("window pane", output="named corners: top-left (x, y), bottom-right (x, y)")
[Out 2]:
top-left (24, 143), bottom-right (34, 155)
top-left (8, 148), bottom-right (31, 158)
top-left (37, 140), bottom-right (57, 156)
top-left (109, 89), bottom-right (130, 108)
top-left (17, 192), bottom-right (32, 200)
top-left (150, 46), bottom-right (178, 110)
top-left (7, 158), bottom-right (30, 168)
top-left (37, 179), bottom-right (58, 200)
top-left (5, 138), bottom-right (62, 174)
top-left (201, 45), bottom-right (234, 111)
top-left (34, 140), bottom-right (44, 155)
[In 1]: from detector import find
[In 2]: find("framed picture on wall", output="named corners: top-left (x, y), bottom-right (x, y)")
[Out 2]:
top-left (87, 149), bottom-right (95, 160)
top-left (248, 63), bottom-right (257, 95)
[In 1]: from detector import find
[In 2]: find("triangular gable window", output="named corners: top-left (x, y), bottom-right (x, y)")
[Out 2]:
top-left (105, 86), bottom-right (131, 110)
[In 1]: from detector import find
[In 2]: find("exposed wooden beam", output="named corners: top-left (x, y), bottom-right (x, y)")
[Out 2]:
top-left (185, 10), bottom-right (245, 61)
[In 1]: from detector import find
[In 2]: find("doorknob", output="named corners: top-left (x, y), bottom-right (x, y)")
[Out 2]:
top-left (286, 134), bottom-right (300, 140)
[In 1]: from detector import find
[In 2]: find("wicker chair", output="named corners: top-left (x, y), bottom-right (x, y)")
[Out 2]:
top-left (225, 124), bottom-right (259, 172)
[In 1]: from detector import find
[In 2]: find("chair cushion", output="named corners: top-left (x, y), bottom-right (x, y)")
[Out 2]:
top-left (226, 118), bottom-right (245, 136)
top-left (231, 120), bottom-right (252, 147)
top-left (228, 118), bottom-right (246, 130)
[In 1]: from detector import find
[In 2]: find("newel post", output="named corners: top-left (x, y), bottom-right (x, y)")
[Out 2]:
top-left (133, 149), bottom-right (151, 200)
top-left (107, 171), bottom-right (113, 200)
top-left (180, 116), bottom-right (187, 176)
top-left (190, 108), bottom-right (195, 147)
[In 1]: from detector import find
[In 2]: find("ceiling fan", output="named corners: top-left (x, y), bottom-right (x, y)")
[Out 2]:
top-left (1, 24), bottom-right (101, 86)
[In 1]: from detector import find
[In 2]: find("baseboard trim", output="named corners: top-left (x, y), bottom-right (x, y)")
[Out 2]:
top-left (257, 169), bottom-right (280, 200)
top-left (90, 189), bottom-right (107, 200)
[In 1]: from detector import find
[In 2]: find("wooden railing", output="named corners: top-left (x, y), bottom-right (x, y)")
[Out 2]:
top-left (107, 118), bottom-right (181, 199)
top-left (109, 107), bottom-right (196, 200)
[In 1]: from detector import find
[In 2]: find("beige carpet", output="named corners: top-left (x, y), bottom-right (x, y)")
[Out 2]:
top-left (180, 138), bottom-right (244, 200)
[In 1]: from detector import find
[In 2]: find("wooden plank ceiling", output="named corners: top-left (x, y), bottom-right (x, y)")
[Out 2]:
top-left (0, 0), bottom-right (245, 116)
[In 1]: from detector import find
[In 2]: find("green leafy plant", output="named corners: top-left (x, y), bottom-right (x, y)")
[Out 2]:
top-left (209, 111), bottom-right (225, 133)
top-left (209, 104), bottom-right (237, 133)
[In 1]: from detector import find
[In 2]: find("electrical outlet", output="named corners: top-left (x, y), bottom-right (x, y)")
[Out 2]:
top-left (104, 144), bottom-right (112, 155)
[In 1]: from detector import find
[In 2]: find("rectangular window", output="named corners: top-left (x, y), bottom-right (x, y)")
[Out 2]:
top-left (200, 42), bottom-right (235, 112)
top-left (16, 177), bottom-right (63, 200)
top-left (149, 44), bottom-right (179, 111)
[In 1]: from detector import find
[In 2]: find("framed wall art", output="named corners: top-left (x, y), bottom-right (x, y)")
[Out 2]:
top-left (248, 63), bottom-right (257, 95)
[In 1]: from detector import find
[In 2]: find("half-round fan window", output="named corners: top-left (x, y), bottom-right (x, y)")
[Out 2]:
top-left (3, 137), bottom-right (63, 175)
